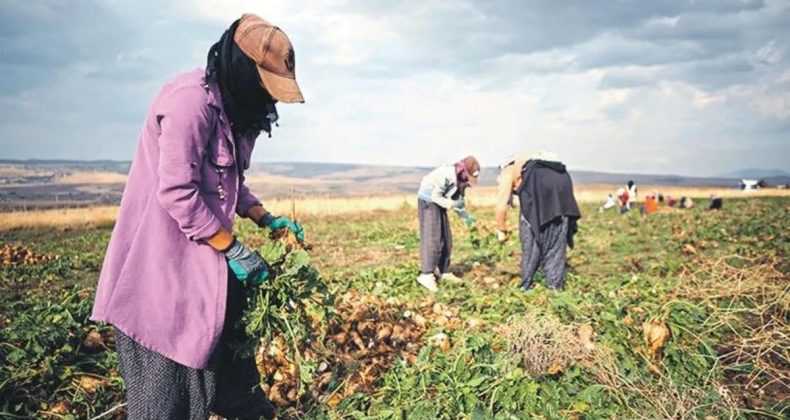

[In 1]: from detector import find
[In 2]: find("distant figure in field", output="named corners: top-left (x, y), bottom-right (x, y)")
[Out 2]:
top-left (640, 193), bottom-right (658, 215)
top-left (91, 14), bottom-right (305, 419)
top-left (600, 193), bottom-right (616, 212)
top-left (707, 194), bottom-right (723, 211)
top-left (626, 180), bottom-right (638, 209)
top-left (666, 195), bottom-right (678, 207)
top-left (416, 156), bottom-right (480, 292)
top-left (679, 196), bottom-right (694, 209)
top-left (616, 187), bottom-right (630, 214)
top-left (495, 153), bottom-right (581, 291)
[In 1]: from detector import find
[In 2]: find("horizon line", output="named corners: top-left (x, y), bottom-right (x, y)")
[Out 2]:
top-left (0, 158), bottom-right (787, 180)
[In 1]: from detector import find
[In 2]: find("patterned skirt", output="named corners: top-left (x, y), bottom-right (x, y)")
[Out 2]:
top-left (115, 275), bottom-right (275, 419)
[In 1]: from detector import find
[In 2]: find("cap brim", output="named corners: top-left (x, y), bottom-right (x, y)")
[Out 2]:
top-left (259, 68), bottom-right (304, 103)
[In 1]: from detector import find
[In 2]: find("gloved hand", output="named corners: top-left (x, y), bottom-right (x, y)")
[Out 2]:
top-left (496, 229), bottom-right (509, 243)
top-left (223, 238), bottom-right (270, 284)
top-left (258, 213), bottom-right (305, 242)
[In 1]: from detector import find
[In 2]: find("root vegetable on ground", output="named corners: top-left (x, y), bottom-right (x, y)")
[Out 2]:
top-left (241, 238), bottom-right (431, 413)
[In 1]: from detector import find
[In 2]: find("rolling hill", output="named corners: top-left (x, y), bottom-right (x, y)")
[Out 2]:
top-left (1, 160), bottom-right (786, 211)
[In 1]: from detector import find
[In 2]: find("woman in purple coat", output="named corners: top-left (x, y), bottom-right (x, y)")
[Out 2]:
top-left (91, 14), bottom-right (304, 419)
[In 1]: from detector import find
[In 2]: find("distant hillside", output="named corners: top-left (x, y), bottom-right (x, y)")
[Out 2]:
top-left (249, 162), bottom-right (371, 178)
top-left (0, 159), bottom-right (772, 187)
top-left (3, 160), bottom-right (787, 211)
top-left (719, 168), bottom-right (790, 179)
top-left (0, 159), bottom-right (130, 174)
top-left (256, 162), bottom-right (789, 188)
top-left (257, 162), bottom-right (748, 188)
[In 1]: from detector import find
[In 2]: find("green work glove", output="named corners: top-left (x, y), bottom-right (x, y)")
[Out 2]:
top-left (456, 207), bottom-right (475, 227)
top-left (258, 213), bottom-right (305, 242)
top-left (223, 238), bottom-right (270, 284)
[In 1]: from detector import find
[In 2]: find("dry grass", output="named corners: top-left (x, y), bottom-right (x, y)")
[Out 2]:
top-left (587, 345), bottom-right (739, 420)
top-left (54, 171), bottom-right (127, 184)
top-left (265, 194), bottom-right (415, 216)
top-left (581, 254), bottom-right (789, 420)
top-left (501, 312), bottom-right (739, 419)
top-left (676, 255), bottom-right (790, 405)
top-left (1, 185), bottom-right (788, 231)
top-left (466, 185), bottom-right (790, 207)
top-left (0, 206), bottom-right (119, 231)
top-left (502, 314), bottom-right (594, 376)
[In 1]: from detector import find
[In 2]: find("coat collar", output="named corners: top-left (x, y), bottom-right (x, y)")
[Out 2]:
top-left (204, 77), bottom-right (224, 113)
top-left (203, 77), bottom-right (236, 143)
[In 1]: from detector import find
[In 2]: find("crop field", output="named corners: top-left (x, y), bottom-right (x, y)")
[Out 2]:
top-left (0, 196), bottom-right (788, 419)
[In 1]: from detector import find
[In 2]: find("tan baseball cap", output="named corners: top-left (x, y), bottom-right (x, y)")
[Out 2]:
top-left (462, 156), bottom-right (481, 183)
top-left (234, 13), bottom-right (304, 103)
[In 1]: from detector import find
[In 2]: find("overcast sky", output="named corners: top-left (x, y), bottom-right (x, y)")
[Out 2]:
top-left (1, 0), bottom-right (788, 176)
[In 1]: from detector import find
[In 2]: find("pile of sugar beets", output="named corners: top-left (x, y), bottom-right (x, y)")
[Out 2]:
top-left (1, 243), bottom-right (57, 266)
top-left (237, 230), bottom-right (464, 415)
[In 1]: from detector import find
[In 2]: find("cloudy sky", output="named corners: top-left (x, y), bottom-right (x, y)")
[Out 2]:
top-left (1, 0), bottom-right (788, 176)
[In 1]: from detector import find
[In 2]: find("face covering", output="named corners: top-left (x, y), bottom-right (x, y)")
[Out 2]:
top-left (206, 20), bottom-right (279, 138)
top-left (455, 162), bottom-right (471, 195)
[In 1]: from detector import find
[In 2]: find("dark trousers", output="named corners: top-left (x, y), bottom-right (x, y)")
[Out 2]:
top-left (115, 275), bottom-right (274, 419)
top-left (418, 199), bottom-right (452, 275)
top-left (519, 215), bottom-right (569, 290)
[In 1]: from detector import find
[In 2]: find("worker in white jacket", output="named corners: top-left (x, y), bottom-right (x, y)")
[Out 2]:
top-left (416, 156), bottom-right (480, 292)
top-left (626, 180), bottom-right (638, 210)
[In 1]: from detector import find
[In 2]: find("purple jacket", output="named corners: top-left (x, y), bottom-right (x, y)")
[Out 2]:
top-left (92, 69), bottom-right (262, 369)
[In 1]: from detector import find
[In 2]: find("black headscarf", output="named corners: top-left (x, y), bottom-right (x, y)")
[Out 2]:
top-left (206, 19), bottom-right (278, 138)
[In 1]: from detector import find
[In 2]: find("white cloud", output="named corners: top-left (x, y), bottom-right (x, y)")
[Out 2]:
top-left (755, 40), bottom-right (783, 65)
top-left (183, 0), bottom-right (294, 25)
top-left (182, 0), bottom-right (398, 68)
top-left (747, 91), bottom-right (790, 119)
top-left (597, 89), bottom-right (631, 108)
top-left (311, 14), bottom-right (398, 66)
top-left (492, 49), bottom-right (577, 74)
top-left (645, 15), bottom-right (681, 28)
top-left (692, 89), bottom-right (726, 109)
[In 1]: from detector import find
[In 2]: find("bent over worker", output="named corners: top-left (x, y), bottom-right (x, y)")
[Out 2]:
top-left (495, 155), bottom-right (581, 291)
top-left (416, 156), bottom-right (480, 292)
top-left (91, 14), bottom-right (305, 419)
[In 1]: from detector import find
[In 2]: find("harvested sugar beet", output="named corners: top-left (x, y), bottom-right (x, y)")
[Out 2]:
top-left (237, 233), bottom-right (431, 415)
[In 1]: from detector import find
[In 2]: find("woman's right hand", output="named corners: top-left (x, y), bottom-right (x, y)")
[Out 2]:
top-left (222, 237), bottom-right (270, 284)
top-left (258, 214), bottom-right (305, 242)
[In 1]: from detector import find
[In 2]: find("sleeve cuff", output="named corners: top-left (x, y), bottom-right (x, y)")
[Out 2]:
top-left (188, 215), bottom-right (223, 241)
top-left (236, 197), bottom-right (262, 217)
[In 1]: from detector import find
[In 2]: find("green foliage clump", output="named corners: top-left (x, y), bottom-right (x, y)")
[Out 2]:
top-left (0, 287), bottom-right (120, 418)
top-left (239, 242), bottom-right (335, 357)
